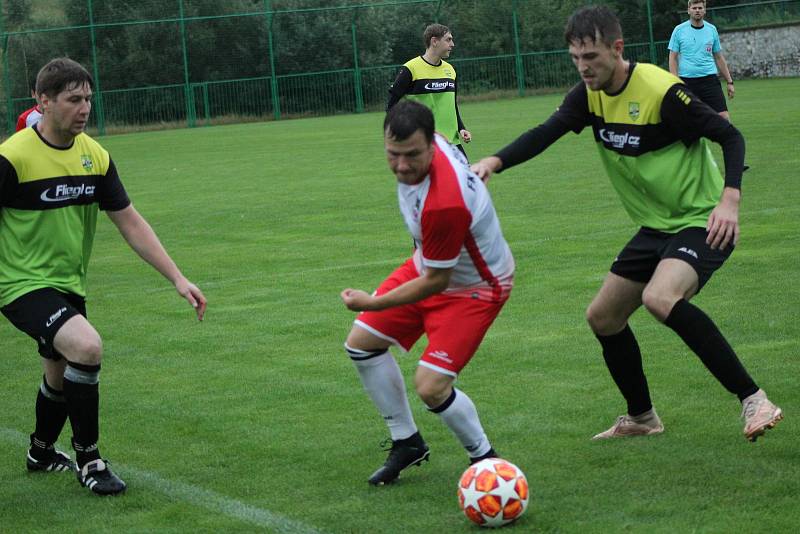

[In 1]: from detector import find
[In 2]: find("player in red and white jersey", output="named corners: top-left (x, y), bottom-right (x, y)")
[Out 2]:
top-left (341, 100), bottom-right (514, 486)
top-left (399, 133), bottom-right (514, 302)
top-left (16, 90), bottom-right (43, 132)
top-left (16, 105), bottom-right (43, 132)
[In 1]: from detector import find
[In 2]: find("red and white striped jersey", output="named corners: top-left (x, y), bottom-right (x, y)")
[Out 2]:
top-left (397, 134), bottom-right (514, 301)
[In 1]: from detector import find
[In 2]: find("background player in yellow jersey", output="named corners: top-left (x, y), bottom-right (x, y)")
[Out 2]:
top-left (0, 58), bottom-right (207, 495)
top-left (472, 6), bottom-right (782, 443)
top-left (387, 23), bottom-right (472, 160)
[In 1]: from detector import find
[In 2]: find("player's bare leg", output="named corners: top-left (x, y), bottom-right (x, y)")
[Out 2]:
top-left (648, 259), bottom-right (782, 441)
top-left (345, 326), bottom-right (429, 485)
top-left (588, 273), bottom-right (663, 439)
top-left (416, 366), bottom-right (496, 462)
top-left (54, 315), bottom-right (126, 494)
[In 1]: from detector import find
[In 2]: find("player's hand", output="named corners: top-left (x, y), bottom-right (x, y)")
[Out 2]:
top-left (175, 277), bottom-right (207, 321)
top-left (470, 156), bottom-right (502, 183)
top-left (706, 188), bottom-right (740, 250)
top-left (459, 129), bottom-right (472, 144)
top-left (340, 289), bottom-right (376, 312)
top-left (726, 82), bottom-right (735, 99)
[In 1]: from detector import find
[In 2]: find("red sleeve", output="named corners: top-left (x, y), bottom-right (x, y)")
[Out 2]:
top-left (15, 111), bottom-right (27, 132)
top-left (420, 206), bottom-right (471, 265)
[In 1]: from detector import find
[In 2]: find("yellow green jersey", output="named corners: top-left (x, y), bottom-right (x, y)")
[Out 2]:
top-left (387, 56), bottom-right (464, 144)
top-left (0, 126), bottom-right (130, 306)
top-left (495, 62), bottom-right (745, 233)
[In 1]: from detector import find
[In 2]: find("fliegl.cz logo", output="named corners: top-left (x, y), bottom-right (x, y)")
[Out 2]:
top-left (424, 81), bottom-right (455, 91)
top-left (599, 128), bottom-right (640, 150)
top-left (40, 183), bottom-right (96, 203)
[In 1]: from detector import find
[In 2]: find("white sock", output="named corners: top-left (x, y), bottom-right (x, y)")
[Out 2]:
top-left (346, 345), bottom-right (417, 440)
top-left (431, 388), bottom-right (491, 458)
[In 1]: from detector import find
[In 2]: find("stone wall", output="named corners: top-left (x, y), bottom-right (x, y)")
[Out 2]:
top-left (721, 23), bottom-right (800, 78)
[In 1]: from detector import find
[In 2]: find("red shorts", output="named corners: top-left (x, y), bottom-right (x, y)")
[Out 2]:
top-left (354, 259), bottom-right (509, 376)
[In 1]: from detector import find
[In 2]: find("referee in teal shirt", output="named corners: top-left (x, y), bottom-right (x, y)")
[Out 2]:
top-left (668, 0), bottom-right (735, 121)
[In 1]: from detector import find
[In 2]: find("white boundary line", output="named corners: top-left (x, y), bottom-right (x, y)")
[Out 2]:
top-left (0, 428), bottom-right (326, 534)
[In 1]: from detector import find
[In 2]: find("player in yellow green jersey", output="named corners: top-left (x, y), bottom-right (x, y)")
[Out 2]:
top-left (387, 23), bottom-right (472, 160)
top-left (472, 6), bottom-right (782, 443)
top-left (0, 58), bottom-right (207, 495)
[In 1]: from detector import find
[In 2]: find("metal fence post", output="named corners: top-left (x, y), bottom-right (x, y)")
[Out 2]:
top-left (2, 36), bottom-right (11, 135)
top-left (87, 0), bottom-right (106, 135)
top-left (352, 9), bottom-right (364, 113)
top-left (1, 3), bottom-right (15, 135)
top-left (646, 0), bottom-right (657, 64)
top-left (178, 0), bottom-right (194, 127)
top-left (434, 0), bottom-right (443, 22)
top-left (265, 0), bottom-right (280, 120)
top-left (202, 82), bottom-right (210, 125)
top-left (512, 0), bottom-right (525, 96)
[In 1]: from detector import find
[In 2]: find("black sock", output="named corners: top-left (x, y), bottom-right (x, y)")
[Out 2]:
top-left (596, 325), bottom-right (653, 416)
top-left (664, 299), bottom-right (758, 400)
top-left (29, 376), bottom-right (69, 459)
top-left (63, 362), bottom-right (102, 467)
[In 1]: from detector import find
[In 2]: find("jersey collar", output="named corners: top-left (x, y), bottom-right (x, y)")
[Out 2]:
top-left (33, 123), bottom-right (76, 151)
top-left (604, 62), bottom-right (636, 97)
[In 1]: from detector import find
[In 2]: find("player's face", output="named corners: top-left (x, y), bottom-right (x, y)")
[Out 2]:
top-left (433, 32), bottom-right (454, 59)
top-left (385, 129), bottom-right (435, 185)
top-left (688, 3), bottom-right (706, 22)
top-left (42, 82), bottom-right (92, 138)
top-left (568, 36), bottom-right (622, 92)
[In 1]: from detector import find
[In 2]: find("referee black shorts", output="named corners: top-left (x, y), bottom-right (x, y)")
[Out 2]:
top-left (681, 74), bottom-right (727, 113)
top-left (610, 226), bottom-right (734, 292)
top-left (1, 288), bottom-right (87, 360)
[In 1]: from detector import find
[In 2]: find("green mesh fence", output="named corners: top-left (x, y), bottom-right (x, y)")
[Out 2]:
top-left (2, 0), bottom-right (798, 135)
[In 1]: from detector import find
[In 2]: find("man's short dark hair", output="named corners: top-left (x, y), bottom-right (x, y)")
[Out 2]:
top-left (564, 5), bottom-right (623, 47)
top-left (35, 57), bottom-right (93, 98)
top-left (423, 23), bottom-right (450, 48)
top-left (384, 101), bottom-right (434, 144)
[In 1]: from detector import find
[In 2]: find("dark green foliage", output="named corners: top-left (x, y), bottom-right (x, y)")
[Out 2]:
top-left (0, 0), bottom-right (798, 131)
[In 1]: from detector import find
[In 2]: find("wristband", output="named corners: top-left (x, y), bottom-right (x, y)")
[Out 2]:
top-left (727, 81), bottom-right (734, 85)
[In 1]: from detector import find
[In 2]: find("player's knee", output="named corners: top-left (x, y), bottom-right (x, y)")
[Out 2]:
top-left (416, 386), bottom-right (446, 408)
top-left (70, 335), bottom-right (103, 365)
top-left (45, 373), bottom-right (65, 391)
top-left (344, 333), bottom-right (373, 354)
top-left (641, 287), bottom-right (676, 322)
top-left (414, 376), bottom-right (450, 408)
top-left (344, 326), bottom-right (390, 355)
top-left (586, 303), bottom-right (620, 336)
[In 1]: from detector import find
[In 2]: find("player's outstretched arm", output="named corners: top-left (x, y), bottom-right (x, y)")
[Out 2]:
top-left (473, 112), bottom-right (576, 183)
top-left (341, 266), bottom-right (452, 312)
top-left (106, 205), bottom-right (207, 321)
top-left (471, 156), bottom-right (503, 182)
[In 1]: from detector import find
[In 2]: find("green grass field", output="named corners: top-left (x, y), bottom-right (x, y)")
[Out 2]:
top-left (1, 77), bottom-right (798, 533)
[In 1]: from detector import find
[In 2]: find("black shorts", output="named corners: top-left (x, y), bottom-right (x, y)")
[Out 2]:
top-left (1, 288), bottom-right (87, 360)
top-left (610, 227), bottom-right (733, 292)
top-left (681, 75), bottom-right (727, 113)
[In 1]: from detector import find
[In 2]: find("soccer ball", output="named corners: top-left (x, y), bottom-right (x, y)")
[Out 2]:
top-left (457, 458), bottom-right (529, 528)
